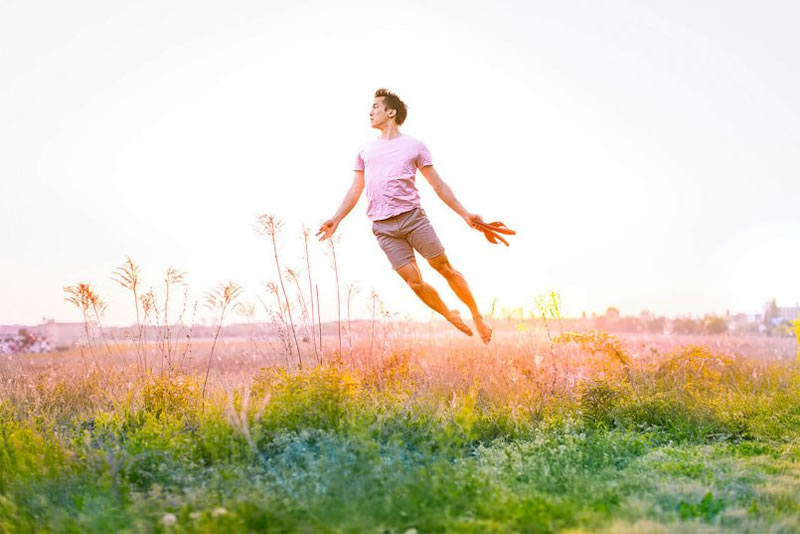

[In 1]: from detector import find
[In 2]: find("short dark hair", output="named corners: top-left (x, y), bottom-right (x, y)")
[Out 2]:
top-left (374, 88), bottom-right (407, 126)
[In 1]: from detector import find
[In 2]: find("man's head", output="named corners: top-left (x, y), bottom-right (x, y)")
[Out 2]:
top-left (370, 88), bottom-right (407, 128)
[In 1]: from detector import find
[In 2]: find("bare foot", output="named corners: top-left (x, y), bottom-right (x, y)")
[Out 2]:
top-left (474, 315), bottom-right (493, 344)
top-left (446, 309), bottom-right (473, 337)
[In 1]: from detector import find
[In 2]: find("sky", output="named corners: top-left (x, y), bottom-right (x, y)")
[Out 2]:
top-left (1, 0), bottom-right (799, 326)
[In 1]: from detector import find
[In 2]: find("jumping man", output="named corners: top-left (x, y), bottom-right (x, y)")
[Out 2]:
top-left (316, 88), bottom-right (493, 344)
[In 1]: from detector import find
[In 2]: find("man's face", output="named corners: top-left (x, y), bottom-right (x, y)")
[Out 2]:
top-left (369, 97), bottom-right (394, 128)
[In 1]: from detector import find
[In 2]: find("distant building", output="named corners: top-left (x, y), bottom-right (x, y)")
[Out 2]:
top-left (763, 302), bottom-right (800, 326)
top-left (776, 306), bottom-right (800, 322)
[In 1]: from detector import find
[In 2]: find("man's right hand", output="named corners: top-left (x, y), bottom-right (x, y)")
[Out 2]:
top-left (316, 218), bottom-right (339, 241)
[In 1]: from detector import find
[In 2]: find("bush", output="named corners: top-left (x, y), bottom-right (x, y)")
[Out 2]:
top-left (579, 379), bottom-right (630, 429)
top-left (252, 365), bottom-right (362, 434)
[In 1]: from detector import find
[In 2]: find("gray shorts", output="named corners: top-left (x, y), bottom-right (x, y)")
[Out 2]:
top-left (371, 207), bottom-right (445, 270)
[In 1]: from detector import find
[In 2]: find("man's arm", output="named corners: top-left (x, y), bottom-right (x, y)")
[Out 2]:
top-left (332, 170), bottom-right (365, 221)
top-left (317, 171), bottom-right (364, 241)
top-left (420, 165), bottom-right (468, 216)
top-left (420, 166), bottom-right (483, 230)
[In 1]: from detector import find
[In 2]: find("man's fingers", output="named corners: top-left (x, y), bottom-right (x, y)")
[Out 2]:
top-left (316, 226), bottom-right (331, 241)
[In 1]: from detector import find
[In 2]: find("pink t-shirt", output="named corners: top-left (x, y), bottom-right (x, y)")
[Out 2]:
top-left (353, 133), bottom-right (433, 221)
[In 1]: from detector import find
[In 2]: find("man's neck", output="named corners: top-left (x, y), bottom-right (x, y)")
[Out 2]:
top-left (378, 125), bottom-right (401, 140)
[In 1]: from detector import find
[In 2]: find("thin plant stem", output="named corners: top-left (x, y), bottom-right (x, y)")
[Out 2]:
top-left (201, 282), bottom-right (242, 405)
top-left (329, 240), bottom-right (342, 360)
top-left (269, 222), bottom-right (303, 369)
top-left (177, 300), bottom-right (197, 375)
top-left (302, 225), bottom-right (319, 364)
top-left (369, 291), bottom-right (377, 363)
top-left (347, 282), bottom-right (358, 368)
top-left (287, 268), bottom-right (316, 363)
top-left (201, 308), bottom-right (226, 404)
top-left (268, 283), bottom-right (293, 368)
top-left (316, 283), bottom-right (323, 364)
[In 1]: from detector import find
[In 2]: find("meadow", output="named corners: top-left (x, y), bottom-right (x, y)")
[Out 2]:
top-left (3, 223), bottom-right (800, 533)
top-left (2, 317), bottom-right (799, 533)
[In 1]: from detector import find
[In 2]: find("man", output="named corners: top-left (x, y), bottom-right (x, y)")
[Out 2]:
top-left (316, 88), bottom-right (493, 344)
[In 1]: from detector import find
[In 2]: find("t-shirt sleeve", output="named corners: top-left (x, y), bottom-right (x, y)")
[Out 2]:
top-left (416, 141), bottom-right (433, 169)
top-left (354, 148), bottom-right (365, 171)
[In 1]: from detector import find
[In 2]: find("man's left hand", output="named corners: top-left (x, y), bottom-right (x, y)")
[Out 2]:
top-left (462, 213), bottom-right (484, 229)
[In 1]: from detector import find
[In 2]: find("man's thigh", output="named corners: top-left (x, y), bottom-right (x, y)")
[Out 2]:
top-left (373, 226), bottom-right (416, 271)
top-left (404, 208), bottom-right (445, 261)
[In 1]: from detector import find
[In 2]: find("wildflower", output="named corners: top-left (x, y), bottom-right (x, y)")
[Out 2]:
top-left (212, 507), bottom-right (228, 517)
top-left (161, 513), bottom-right (177, 527)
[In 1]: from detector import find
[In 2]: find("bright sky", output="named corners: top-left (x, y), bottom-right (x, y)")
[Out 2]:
top-left (2, 0), bottom-right (799, 326)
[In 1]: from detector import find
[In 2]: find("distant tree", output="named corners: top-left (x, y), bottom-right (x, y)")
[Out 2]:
top-left (605, 307), bottom-right (620, 319)
top-left (703, 315), bottom-right (728, 335)
top-left (646, 316), bottom-right (666, 334)
top-left (617, 316), bottom-right (641, 332)
top-left (672, 317), bottom-right (700, 335)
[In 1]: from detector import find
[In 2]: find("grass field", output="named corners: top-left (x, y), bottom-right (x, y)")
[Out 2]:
top-left (2, 326), bottom-right (799, 533)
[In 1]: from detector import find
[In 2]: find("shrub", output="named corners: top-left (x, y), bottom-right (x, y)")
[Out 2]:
top-left (140, 374), bottom-right (201, 420)
top-left (252, 365), bottom-right (362, 434)
top-left (655, 345), bottom-right (738, 394)
top-left (579, 379), bottom-right (630, 428)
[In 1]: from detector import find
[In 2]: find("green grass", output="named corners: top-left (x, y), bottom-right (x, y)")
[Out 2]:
top-left (2, 348), bottom-right (800, 533)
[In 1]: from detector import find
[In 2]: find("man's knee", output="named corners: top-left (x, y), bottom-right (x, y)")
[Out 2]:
top-left (406, 279), bottom-right (426, 293)
top-left (396, 261), bottom-right (425, 292)
top-left (431, 257), bottom-right (458, 279)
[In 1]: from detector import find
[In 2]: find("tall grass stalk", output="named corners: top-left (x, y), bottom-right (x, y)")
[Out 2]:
top-left (369, 289), bottom-right (378, 364)
top-left (266, 283), bottom-right (293, 368)
top-left (140, 288), bottom-right (158, 373)
top-left (63, 283), bottom-right (110, 384)
top-left (167, 283), bottom-right (193, 375)
top-left (316, 283), bottom-right (323, 361)
top-left (302, 224), bottom-right (320, 364)
top-left (111, 257), bottom-right (145, 374)
top-left (158, 266), bottom-right (186, 376)
top-left (286, 268), bottom-right (316, 365)
top-left (346, 281), bottom-right (359, 367)
top-left (327, 239), bottom-right (343, 360)
top-left (201, 282), bottom-right (243, 403)
top-left (256, 215), bottom-right (302, 369)
top-left (381, 300), bottom-right (390, 359)
top-left (176, 299), bottom-right (198, 374)
top-left (535, 291), bottom-right (563, 392)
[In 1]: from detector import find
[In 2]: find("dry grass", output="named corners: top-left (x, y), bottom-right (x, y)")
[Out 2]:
top-left (45, 214), bottom-right (796, 404)
top-left (2, 329), bottom-right (794, 421)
